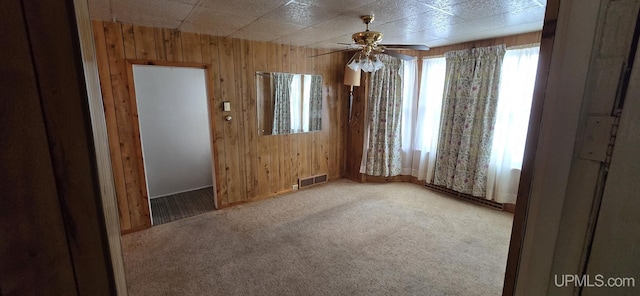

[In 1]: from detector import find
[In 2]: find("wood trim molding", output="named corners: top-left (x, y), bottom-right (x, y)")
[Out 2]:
top-left (126, 59), bottom-right (209, 69)
top-left (123, 60), bottom-right (152, 230)
top-left (123, 59), bottom-right (223, 218)
top-left (503, 2), bottom-right (561, 295)
top-left (73, 0), bottom-right (128, 294)
top-left (503, 203), bottom-right (516, 214)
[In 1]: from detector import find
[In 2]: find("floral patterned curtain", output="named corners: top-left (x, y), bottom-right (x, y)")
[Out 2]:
top-left (272, 73), bottom-right (294, 134)
top-left (309, 75), bottom-right (323, 131)
top-left (433, 45), bottom-right (506, 197)
top-left (360, 55), bottom-right (404, 177)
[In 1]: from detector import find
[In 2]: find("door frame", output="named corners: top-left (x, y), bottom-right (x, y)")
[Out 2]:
top-left (501, 0), bottom-right (561, 293)
top-left (503, 0), bottom-right (640, 294)
top-left (124, 59), bottom-right (222, 216)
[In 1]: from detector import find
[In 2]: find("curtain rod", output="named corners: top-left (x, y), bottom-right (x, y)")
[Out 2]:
top-left (421, 43), bottom-right (541, 60)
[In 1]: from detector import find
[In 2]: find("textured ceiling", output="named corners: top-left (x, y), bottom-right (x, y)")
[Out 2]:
top-left (88, 0), bottom-right (547, 49)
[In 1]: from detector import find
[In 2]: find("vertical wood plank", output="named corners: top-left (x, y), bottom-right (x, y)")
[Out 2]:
top-left (254, 41), bottom-right (272, 197)
top-left (345, 49), bottom-right (366, 181)
top-left (103, 21), bottom-right (150, 230)
top-left (334, 51), bottom-right (346, 178)
top-left (133, 25), bottom-right (157, 60)
top-left (503, 35), bottom-right (518, 47)
top-left (121, 23), bottom-right (136, 60)
top-left (208, 36), bottom-right (229, 205)
top-left (200, 34), bottom-right (211, 65)
top-left (269, 137), bottom-right (281, 194)
top-left (337, 50), bottom-right (345, 178)
top-left (199, 34), bottom-right (222, 208)
top-left (164, 28), bottom-right (183, 62)
top-left (124, 60), bottom-right (150, 228)
top-left (154, 27), bottom-right (166, 61)
top-left (282, 43), bottom-right (291, 72)
top-left (219, 37), bottom-right (244, 203)
top-left (181, 32), bottom-right (202, 63)
top-left (232, 38), bottom-right (248, 199)
top-left (322, 49), bottom-right (342, 178)
top-left (92, 21), bottom-right (131, 230)
top-left (241, 39), bottom-right (259, 198)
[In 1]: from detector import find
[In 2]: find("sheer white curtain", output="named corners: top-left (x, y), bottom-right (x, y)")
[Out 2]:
top-left (400, 57), bottom-right (447, 181)
top-left (486, 46), bottom-right (540, 203)
top-left (290, 75), bottom-right (302, 133)
top-left (400, 58), bottom-right (418, 175)
top-left (302, 75), bottom-right (312, 132)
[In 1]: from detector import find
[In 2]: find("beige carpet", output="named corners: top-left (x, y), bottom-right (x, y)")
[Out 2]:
top-left (121, 179), bottom-right (513, 295)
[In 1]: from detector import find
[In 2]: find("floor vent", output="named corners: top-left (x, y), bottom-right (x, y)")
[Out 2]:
top-left (299, 174), bottom-right (328, 189)
top-left (424, 183), bottom-right (504, 211)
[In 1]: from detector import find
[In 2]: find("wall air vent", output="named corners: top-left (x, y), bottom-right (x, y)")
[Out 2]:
top-left (298, 174), bottom-right (328, 189)
top-left (314, 175), bottom-right (327, 183)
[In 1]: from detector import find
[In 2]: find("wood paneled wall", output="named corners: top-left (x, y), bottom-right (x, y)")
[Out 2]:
top-left (92, 21), bottom-right (347, 233)
top-left (345, 31), bottom-right (542, 181)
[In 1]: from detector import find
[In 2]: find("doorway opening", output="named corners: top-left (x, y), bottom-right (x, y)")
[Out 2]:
top-left (130, 63), bottom-right (217, 225)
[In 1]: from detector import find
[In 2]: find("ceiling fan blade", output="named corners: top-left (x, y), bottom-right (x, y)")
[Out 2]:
top-left (307, 48), bottom-right (359, 58)
top-left (382, 49), bottom-right (415, 61)
top-left (380, 44), bottom-right (430, 51)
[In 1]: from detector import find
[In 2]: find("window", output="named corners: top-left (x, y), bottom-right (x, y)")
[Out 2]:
top-left (289, 75), bottom-right (314, 133)
top-left (399, 57), bottom-right (446, 181)
top-left (290, 75), bottom-right (302, 132)
top-left (487, 46), bottom-right (540, 203)
top-left (400, 46), bottom-right (540, 203)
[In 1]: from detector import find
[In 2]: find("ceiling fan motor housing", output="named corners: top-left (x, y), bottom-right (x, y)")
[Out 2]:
top-left (352, 31), bottom-right (383, 47)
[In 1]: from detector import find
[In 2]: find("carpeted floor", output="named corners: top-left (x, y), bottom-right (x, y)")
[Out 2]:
top-left (121, 179), bottom-right (513, 295)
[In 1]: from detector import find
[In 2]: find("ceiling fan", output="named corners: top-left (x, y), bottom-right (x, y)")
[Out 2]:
top-left (310, 15), bottom-right (429, 72)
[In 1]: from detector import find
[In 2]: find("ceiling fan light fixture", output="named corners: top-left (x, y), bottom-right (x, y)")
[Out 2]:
top-left (347, 52), bottom-right (384, 73)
